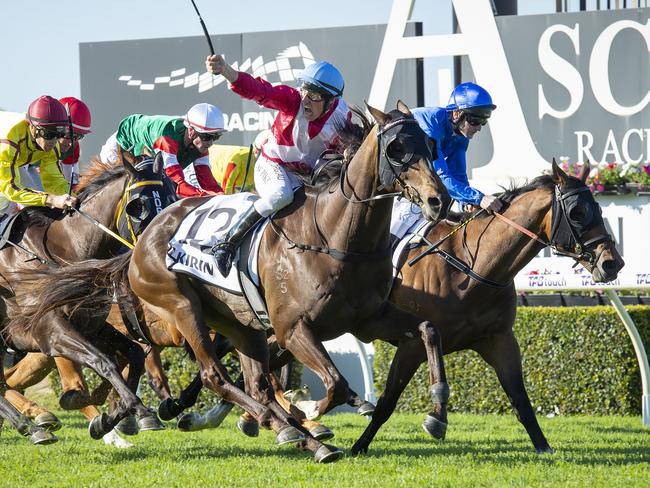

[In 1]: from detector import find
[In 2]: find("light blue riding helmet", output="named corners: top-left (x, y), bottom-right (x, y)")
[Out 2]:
top-left (297, 61), bottom-right (345, 98)
top-left (445, 82), bottom-right (496, 115)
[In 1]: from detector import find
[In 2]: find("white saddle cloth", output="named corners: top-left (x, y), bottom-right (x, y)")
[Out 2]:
top-left (166, 192), bottom-right (267, 294)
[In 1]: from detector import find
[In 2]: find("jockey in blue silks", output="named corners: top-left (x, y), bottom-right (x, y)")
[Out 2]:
top-left (391, 82), bottom-right (503, 236)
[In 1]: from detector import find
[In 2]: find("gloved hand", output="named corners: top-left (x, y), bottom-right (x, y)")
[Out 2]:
top-left (46, 193), bottom-right (78, 210)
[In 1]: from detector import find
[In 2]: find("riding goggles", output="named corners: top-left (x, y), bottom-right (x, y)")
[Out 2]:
top-left (64, 132), bottom-right (85, 142)
top-left (196, 131), bottom-right (222, 142)
top-left (299, 88), bottom-right (326, 103)
top-left (34, 126), bottom-right (67, 140)
top-left (463, 113), bottom-right (489, 127)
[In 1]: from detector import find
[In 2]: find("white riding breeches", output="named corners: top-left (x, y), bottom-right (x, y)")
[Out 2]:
top-left (182, 165), bottom-right (201, 190)
top-left (390, 196), bottom-right (423, 238)
top-left (99, 132), bottom-right (119, 164)
top-left (252, 156), bottom-right (303, 217)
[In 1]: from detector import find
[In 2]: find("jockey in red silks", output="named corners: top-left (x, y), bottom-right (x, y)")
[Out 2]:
top-left (205, 55), bottom-right (350, 276)
top-left (58, 97), bottom-right (92, 188)
top-left (99, 104), bottom-right (226, 198)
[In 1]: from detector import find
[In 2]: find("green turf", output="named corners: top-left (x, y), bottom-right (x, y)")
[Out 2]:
top-left (0, 412), bottom-right (648, 487)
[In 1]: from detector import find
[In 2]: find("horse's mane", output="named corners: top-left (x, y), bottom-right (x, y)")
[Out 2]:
top-left (75, 156), bottom-right (126, 202)
top-left (18, 157), bottom-right (126, 229)
top-left (457, 173), bottom-right (582, 221)
top-left (305, 106), bottom-right (372, 189)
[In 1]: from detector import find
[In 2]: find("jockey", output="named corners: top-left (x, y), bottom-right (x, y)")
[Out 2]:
top-left (0, 95), bottom-right (77, 224)
top-left (391, 82), bottom-right (502, 236)
top-left (183, 128), bottom-right (271, 194)
top-left (19, 97), bottom-right (92, 191)
top-left (99, 103), bottom-right (226, 197)
top-left (58, 97), bottom-right (92, 187)
top-left (205, 55), bottom-right (350, 276)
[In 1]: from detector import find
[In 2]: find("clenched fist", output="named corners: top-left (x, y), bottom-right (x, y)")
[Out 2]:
top-left (205, 55), bottom-right (238, 83)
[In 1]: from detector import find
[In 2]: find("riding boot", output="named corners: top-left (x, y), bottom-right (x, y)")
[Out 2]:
top-left (212, 206), bottom-right (263, 277)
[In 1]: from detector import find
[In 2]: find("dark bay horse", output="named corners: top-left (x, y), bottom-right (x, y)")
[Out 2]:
top-left (0, 153), bottom-right (174, 443)
top-left (349, 160), bottom-right (624, 454)
top-left (18, 102), bottom-right (451, 461)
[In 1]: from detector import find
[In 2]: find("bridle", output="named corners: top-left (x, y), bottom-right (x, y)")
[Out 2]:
top-left (270, 115), bottom-right (434, 262)
top-left (339, 116), bottom-right (433, 206)
top-left (408, 182), bottom-right (612, 287)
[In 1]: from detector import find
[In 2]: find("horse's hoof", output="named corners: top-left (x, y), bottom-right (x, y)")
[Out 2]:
top-left (276, 426), bottom-right (305, 445)
top-left (177, 413), bottom-right (202, 432)
top-left (89, 414), bottom-right (110, 440)
top-left (237, 417), bottom-right (259, 437)
top-left (59, 390), bottom-right (92, 410)
top-left (34, 412), bottom-right (62, 432)
top-left (350, 440), bottom-right (368, 457)
top-left (30, 429), bottom-right (58, 445)
top-left (357, 401), bottom-right (375, 416)
top-left (115, 415), bottom-right (139, 436)
top-left (536, 446), bottom-right (555, 455)
top-left (137, 410), bottom-right (165, 431)
top-left (103, 429), bottom-right (134, 449)
top-left (205, 401), bottom-right (234, 428)
top-left (158, 398), bottom-right (184, 421)
top-left (422, 414), bottom-right (447, 440)
top-left (309, 424), bottom-right (335, 441)
top-left (314, 444), bottom-right (344, 463)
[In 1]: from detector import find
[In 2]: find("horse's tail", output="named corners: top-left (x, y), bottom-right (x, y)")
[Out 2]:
top-left (9, 251), bottom-right (132, 333)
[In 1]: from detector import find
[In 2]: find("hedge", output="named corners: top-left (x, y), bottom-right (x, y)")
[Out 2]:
top-left (373, 306), bottom-right (650, 415)
top-left (51, 348), bottom-right (302, 412)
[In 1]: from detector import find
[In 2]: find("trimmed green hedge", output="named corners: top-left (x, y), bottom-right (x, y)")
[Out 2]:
top-left (373, 306), bottom-right (650, 415)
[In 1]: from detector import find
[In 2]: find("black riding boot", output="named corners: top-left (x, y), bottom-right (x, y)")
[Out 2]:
top-left (212, 206), bottom-right (263, 277)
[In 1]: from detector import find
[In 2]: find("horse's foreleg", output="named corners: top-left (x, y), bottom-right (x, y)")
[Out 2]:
top-left (32, 313), bottom-right (153, 440)
top-left (281, 319), bottom-right (350, 418)
top-left (474, 330), bottom-right (553, 454)
top-left (144, 345), bottom-right (172, 401)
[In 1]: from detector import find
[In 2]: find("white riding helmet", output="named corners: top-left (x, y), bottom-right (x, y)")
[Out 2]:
top-left (184, 103), bottom-right (225, 133)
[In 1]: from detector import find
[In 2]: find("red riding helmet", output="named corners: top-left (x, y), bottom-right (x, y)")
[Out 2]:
top-left (59, 97), bottom-right (92, 134)
top-left (27, 95), bottom-right (68, 127)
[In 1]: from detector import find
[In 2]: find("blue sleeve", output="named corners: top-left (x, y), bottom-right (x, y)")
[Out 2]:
top-left (434, 142), bottom-right (484, 206)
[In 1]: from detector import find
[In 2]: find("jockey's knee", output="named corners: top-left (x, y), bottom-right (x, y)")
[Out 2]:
top-left (254, 190), bottom-right (294, 217)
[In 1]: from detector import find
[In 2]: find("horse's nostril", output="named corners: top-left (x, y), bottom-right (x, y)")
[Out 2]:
top-left (428, 197), bottom-right (441, 210)
top-left (602, 259), bottom-right (618, 274)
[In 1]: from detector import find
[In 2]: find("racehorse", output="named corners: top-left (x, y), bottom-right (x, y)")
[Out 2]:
top-left (16, 102), bottom-right (451, 461)
top-left (0, 152), bottom-right (174, 443)
top-left (156, 160), bottom-right (624, 455)
top-left (349, 159), bottom-right (624, 454)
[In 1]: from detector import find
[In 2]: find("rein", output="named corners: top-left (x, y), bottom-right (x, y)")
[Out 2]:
top-left (406, 183), bottom-right (606, 288)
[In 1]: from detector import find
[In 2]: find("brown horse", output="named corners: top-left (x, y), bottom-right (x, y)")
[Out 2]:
top-left (17, 102), bottom-right (451, 461)
top-left (348, 159), bottom-right (624, 454)
top-left (0, 153), bottom-right (174, 443)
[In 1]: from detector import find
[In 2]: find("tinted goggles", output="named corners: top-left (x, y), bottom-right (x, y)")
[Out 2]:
top-left (196, 131), bottom-right (222, 142)
top-left (299, 88), bottom-right (326, 103)
top-left (64, 132), bottom-right (85, 142)
top-left (34, 126), bottom-right (66, 140)
top-left (464, 113), bottom-right (489, 127)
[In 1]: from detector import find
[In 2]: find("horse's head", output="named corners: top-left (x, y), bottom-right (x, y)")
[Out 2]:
top-left (550, 159), bottom-right (624, 282)
top-left (118, 150), bottom-right (177, 241)
top-left (366, 101), bottom-right (450, 222)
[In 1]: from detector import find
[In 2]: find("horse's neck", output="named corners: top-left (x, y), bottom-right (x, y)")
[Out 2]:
top-left (455, 189), bottom-right (553, 284)
top-left (47, 176), bottom-right (126, 260)
top-left (324, 132), bottom-right (392, 252)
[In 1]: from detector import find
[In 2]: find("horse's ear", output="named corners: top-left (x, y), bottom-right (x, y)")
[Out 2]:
top-left (396, 100), bottom-right (412, 116)
top-left (153, 151), bottom-right (163, 176)
top-left (365, 101), bottom-right (389, 125)
top-left (120, 147), bottom-right (137, 177)
top-left (578, 159), bottom-right (590, 183)
top-left (551, 157), bottom-right (568, 185)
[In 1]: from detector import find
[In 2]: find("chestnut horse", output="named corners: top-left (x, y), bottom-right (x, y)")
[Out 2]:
top-left (0, 153), bottom-right (174, 443)
top-left (17, 103), bottom-right (451, 461)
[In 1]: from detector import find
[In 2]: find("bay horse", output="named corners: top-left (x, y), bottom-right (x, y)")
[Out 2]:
top-left (0, 152), bottom-right (174, 443)
top-left (349, 159), bottom-right (624, 454)
top-left (17, 102), bottom-right (451, 461)
top-left (164, 160), bottom-right (624, 456)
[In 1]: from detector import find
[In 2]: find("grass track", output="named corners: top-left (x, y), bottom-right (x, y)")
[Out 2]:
top-left (1, 412), bottom-right (648, 487)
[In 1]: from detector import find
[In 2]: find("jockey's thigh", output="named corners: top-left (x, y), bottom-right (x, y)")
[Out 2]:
top-left (389, 196), bottom-right (423, 237)
top-left (252, 157), bottom-right (302, 217)
top-left (99, 132), bottom-right (119, 164)
top-left (182, 165), bottom-right (201, 190)
top-left (19, 165), bottom-right (44, 192)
